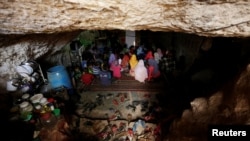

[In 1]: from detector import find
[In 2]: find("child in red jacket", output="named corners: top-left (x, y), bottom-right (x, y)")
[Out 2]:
top-left (80, 68), bottom-right (94, 91)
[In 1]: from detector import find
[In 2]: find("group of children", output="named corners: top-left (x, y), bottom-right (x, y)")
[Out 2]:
top-left (130, 50), bottom-right (162, 83)
top-left (76, 61), bottom-right (113, 91)
top-left (71, 43), bottom-right (176, 91)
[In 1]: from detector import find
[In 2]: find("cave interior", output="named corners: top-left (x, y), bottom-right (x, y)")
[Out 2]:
top-left (1, 30), bottom-right (250, 141)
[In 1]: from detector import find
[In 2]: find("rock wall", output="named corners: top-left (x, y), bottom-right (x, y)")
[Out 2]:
top-left (167, 64), bottom-right (250, 141)
top-left (0, 31), bottom-right (80, 92)
top-left (0, 0), bottom-right (250, 37)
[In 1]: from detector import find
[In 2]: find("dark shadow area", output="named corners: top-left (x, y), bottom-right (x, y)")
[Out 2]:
top-left (0, 93), bottom-right (35, 141)
top-left (155, 37), bottom-right (250, 137)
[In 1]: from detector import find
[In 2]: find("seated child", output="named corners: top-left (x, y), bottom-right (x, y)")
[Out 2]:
top-left (110, 60), bottom-right (122, 80)
top-left (121, 53), bottom-right (130, 72)
top-left (92, 61), bottom-right (101, 78)
top-left (129, 54), bottom-right (138, 77)
top-left (99, 63), bottom-right (112, 86)
top-left (71, 66), bottom-right (82, 88)
top-left (80, 68), bottom-right (94, 91)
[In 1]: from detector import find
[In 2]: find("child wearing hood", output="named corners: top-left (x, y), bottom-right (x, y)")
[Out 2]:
top-left (129, 54), bottom-right (138, 77)
top-left (121, 53), bottom-right (130, 72)
top-left (134, 59), bottom-right (148, 83)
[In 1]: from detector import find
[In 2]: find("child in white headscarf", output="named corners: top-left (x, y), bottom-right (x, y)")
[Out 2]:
top-left (134, 59), bottom-right (148, 83)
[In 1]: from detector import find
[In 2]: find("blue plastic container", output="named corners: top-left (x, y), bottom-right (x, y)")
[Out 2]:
top-left (47, 66), bottom-right (72, 89)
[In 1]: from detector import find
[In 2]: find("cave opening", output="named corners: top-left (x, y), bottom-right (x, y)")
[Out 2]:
top-left (1, 30), bottom-right (250, 141)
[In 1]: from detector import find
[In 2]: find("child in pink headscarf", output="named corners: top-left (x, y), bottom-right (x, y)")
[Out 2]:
top-left (110, 60), bottom-right (122, 79)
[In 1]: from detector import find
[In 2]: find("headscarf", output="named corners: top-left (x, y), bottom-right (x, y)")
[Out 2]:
top-left (157, 48), bottom-right (163, 57)
top-left (110, 61), bottom-right (122, 78)
top-left (109, 53), bottom-right (116, 65)
top-left (134, 59), bottom-right (148, 83)
top-left (154, 48), bottom-right (163, 64)
top-left (144, 51), bottom-right (154, 60)
top-left (129, 54), bottom-right (138, 69)
top-left (121, 53), bottom-right (130, 68)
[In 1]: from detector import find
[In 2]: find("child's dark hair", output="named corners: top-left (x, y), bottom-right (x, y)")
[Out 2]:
top-left (102, 63), bottom-right (109, 71)
top-left (94, 61), bottom-right (100, 66)
top-left (83, 68), bottom-right (89, 73)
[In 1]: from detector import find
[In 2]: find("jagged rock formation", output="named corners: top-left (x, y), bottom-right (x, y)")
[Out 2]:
top-left (167, 64), bottom-right (250, 141)
top-left (0, 0), bottom-right (250, 37)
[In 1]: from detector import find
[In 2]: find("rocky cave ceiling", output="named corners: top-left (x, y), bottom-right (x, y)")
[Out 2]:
top-left (0, 0), bottom-right (250, 90)
top-left (0, 0), bottom-right (250, 37)
top-left (1, 2), bottom-right (250, 140)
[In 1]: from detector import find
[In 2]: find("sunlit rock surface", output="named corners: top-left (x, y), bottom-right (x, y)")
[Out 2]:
top-left (0, 0), bottom-right (250, 37)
